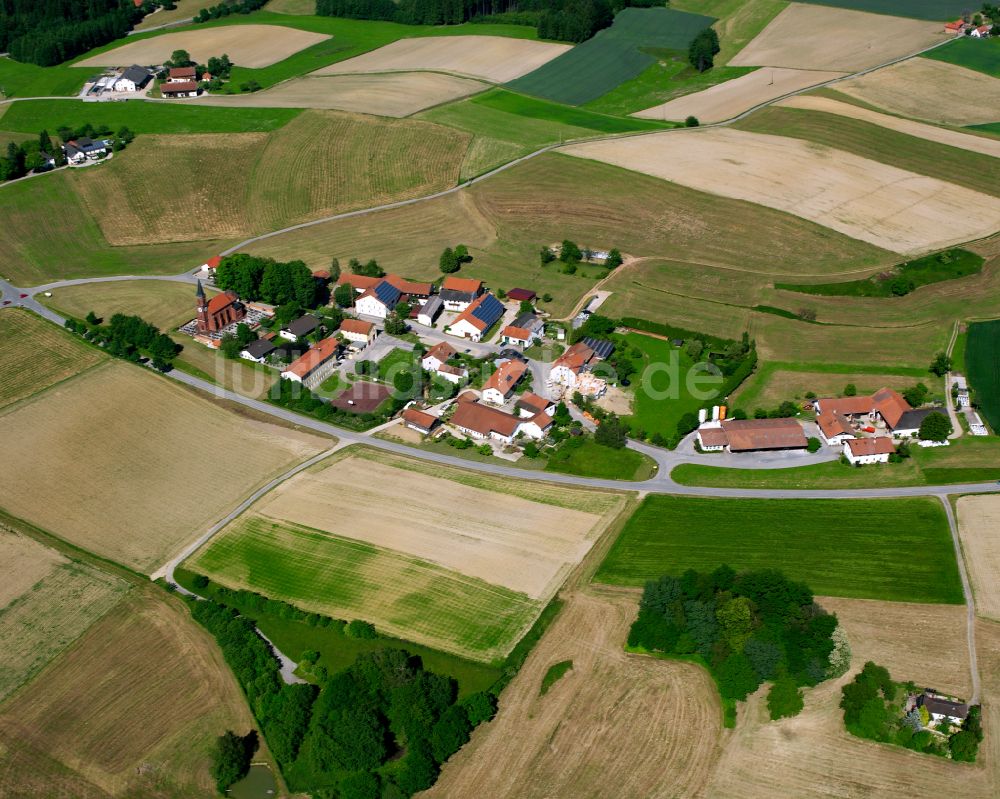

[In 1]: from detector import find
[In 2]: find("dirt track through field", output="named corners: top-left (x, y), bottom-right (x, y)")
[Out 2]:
top-left (835, 58), bottom-right (1000, 126)
top-left (190, 72), bottom-right (489, 116)
top-left (730, 3), bottom-right (946, 71)
top-left (634, 67), bottom-right (845, 123)
top-left (958, 495), bottom-right (1000, 621)
top-left (252, 455), bottom-right (619, 599)
top-left (315, 35), bottom-right (571, 82)
top-left (778, 94), bottom-right (1000, 158)
top-left (562, 128), bottom-right (1000, 254)
top-left (75, 24), bottom-right (329, 68)
top-left (426, 589), bottom-right (722, 799)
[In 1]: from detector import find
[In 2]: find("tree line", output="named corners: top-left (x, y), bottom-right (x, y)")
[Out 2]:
top-left (2, 0), bottom-right (144, 66)
top-left (214, 254), bottom-right (320, 309)
top-left (194, 0), bottom-right (267, 24)
top-left (64, 311), bottom-right (179, 371)
top-left (628, 567), bottom-right (846, 721)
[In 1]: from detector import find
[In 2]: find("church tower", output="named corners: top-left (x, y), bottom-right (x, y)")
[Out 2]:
top-left (195, 279), bottom-right (211, 333)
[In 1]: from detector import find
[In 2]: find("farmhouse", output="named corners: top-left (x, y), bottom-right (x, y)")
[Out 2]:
top-left (195, 279), bottom-right (245, 334)
top-left (161, 81), bottom-right (200, 98)
top-left (338, 318), bottom-right (376, 348)
top-left (519, 410), bottom-right (554, 440)
top-left (450, 400), bottom-right (522, 445)
top-left (917, 693), bottom-right (969, 725)
top-left (402, 406), bottom-right (440, 435)
top-left (199, 255), bottom-right (222, 276)
top-left (64, 137), bottom-right (108, 163)
top-left (697, 418), bottom-right (808, 453)
top-left (355, 280), bottom-right (401, 320)
top-left (944, 19), bottom-right (967, 34)
top-left (817, 411), bottom-right (855, 446)
top-left (240, 338), bottom-right (276, 363)
top-left (449, 293), bottom-right (505, 342)
top-left (336, 273), bottom-right (432, 303)
top-left (550, 341), bottom-right (608, 397)
top-left (844, 436), bottom-right (895, 465)
top-left (167, 66), bottom-right (197, 82)
top-left (422, 341), bottom-right (467, 384)
top-left (280, 337), bottom-right (340, 385)
top-left (417, 295), bottom-right (443, 326)
top-left (814, 387), bottom-right (916, 434)
top-left (482, 359), bottom-right (528, 405)
top-left (440, 276), bottom-right (483, 311)
top-left (279, 315), bottom-right (319, 343)
top-left (515, 392), bottom-right (554, 418)
top-left (113, 64), bottom-right (152, 92)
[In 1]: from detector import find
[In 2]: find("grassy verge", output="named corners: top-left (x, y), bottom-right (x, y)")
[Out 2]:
top-left (775, 249), bottom-right (984, 298)
top-left (595, 494), bottom-right (962, 603)
top-left (538, 659), bottom-right (573, 695)
top-left (545, 439), bottom-right (656, 481)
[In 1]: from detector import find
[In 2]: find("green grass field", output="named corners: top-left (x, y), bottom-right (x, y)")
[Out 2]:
top-left (595, 495), bottom-right (963, 603)
top-left (187, 516), bottom-right (542, 662)
top-left (0, 98), bottom-right (301, 134)
top-left (672, 0), bottom-right (788, 64)
top-left (735, 107), bottom-right (1000, 199)
top-left (619, 332), bottom-right (721, 442)
top-left (792, 0), bottom-right (971, 20)
top-left (968, 122), bottom-right (1000, 136)
top-left (774, 249), bottom-right (985, 298)
top-left (376, 347), bottom-right (418, 381)
top-left (925, 36), bottom-right (1000, 78)
top-left (966, 319), bottom-right (1000, 432)
top-left (545, 438), bottom-right (656, 481)
top-left (507, 7), bottom-right (715, 105)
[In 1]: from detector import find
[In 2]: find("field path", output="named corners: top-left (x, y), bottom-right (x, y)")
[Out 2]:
top-left (940, 495), bottom-right (980, 704)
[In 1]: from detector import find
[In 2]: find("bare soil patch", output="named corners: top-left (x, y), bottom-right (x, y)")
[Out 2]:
top-left (0, 527), bottom-right (65, 610)
top-left (562, 128), bottom-right (1000, 254)
top-left (780, 95), bottom-right (1000, 158)
top-left (247, 454), bottom-right (619, 599)
top-left (75, 24), bottom-right (329, 68)
top-left (958, 495), bottom-right (1000, 621)
top-left (634, 67), bottom-right (845, 123)
top-left (0, 592), bottom-right (257, 797)
top-left (730, 3), bottom-right (946, 71)
top-left (316, 35), bottom-right (572, 82)
top-left (191, 72), bottom-right (489, 116)
top-left (0, 361), bottom-right (326, 573)
top-left (425, 589), bottom-right (723, 799)
top-left (836, 58), bottom-right (1000, 126)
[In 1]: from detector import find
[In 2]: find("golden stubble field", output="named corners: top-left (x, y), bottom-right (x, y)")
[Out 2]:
top-left (634, 67), bottom-right (845, 123)
top-left (0, 591), bottom-right (258, 798)
top-left (729, 3), bottom-right (946, 71)
top-left (0, 526), bottom-right (130, 704)
top-left (74, 24), bottom-right (329, 68)
top-left (958, 495), bottom-right (1000, 621)
top-left (835, 58), bottom-right (1000, 126)
top-left (245, 452), bottom-right (625, 599)
top-left (191, 72), bottom-right (490, 116)
top-left (315, 35), bottom-right (572, 82)
top-left (0, 360), bottom-right (327, 573)
top-left (431, 590), bottom-right (998, 798)
top-left (562, 128), bottom-right (1000, 255)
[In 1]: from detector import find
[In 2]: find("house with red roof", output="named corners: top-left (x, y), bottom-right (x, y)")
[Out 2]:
top-left (338, 318), bottom-right (376, 348)
top-left (440, 276), bottom-right (484, 311)
top-left (280, 337), bottom-right (341, 386)
top-left (482, 359), bottom-right (527, 405)
top-left (448, 293), bottom-right (505, 342)
top-left (844, 436), bottom-right (895, 465)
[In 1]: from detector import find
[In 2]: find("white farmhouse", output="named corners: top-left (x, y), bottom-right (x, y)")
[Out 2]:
top-left (843, 437), bottom-right (895, 465)
top-left (113, 65), bottom-right (152, 92)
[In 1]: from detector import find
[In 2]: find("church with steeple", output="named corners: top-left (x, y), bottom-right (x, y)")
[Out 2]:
top-left (195, 279), bottom-right (245, 334)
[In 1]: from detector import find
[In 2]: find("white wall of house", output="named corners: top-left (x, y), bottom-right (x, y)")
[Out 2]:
top-left (434, 367), bottom-right (465, 384)
top-left (113, 78), bottom-right (138, 92)
top-left (549, 365), bottom-right (578, 387)
top-left (519, 420), bottom-right (549, 439)
top-left (843, 444), bottom-right (890, 465)
top-left (422, 355), bottom-right (444, 372)
top-left (482, 387), bottom-right (508, 406)
top-left (342, 330), bottom-right (375, 346)
top-left (820, 431), bottom-right (854, 447)
top-left (448, 319), bottom-right (483, 341)
top-left (444, 298), bottom-right (472, 312)
top-left (356, 295), bottom-right (389, 319)
top-left (240, 350), bottom-right (268, 363)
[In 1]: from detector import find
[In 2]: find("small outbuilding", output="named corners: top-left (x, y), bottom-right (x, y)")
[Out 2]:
top-left (240, 338), bottom-right (276, 363)
top-left (417, 295), bottom-right (443, 326)
top-left (402, 407), bottom-right (440, 435)
top-left (843, 436), bottom-right (895, 465)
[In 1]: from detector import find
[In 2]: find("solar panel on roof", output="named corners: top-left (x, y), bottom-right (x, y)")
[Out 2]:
top-left (583, 337), bottom-right (615, 360)
top-left (471, 294), bottom-right (504, 326)
top-left (374, 281), bottom-right (401, 307)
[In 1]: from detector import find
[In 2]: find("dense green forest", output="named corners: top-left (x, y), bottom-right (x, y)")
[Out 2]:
top-left (628, 567), bottom-right (847, 719)
top-left (315, 0), bottom-right (662, 42)
top-left (1, 0), bottom-right (144, 66)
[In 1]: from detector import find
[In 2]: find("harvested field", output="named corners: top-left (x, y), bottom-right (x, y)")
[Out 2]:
top-left (133, 0), bottom-right (201, 30)
top-left (778, 94), bottom-right (1000, 158)
top-left (42, 280), bottom-right (206, 332)
top-left (730, 3), bottom-right (946, 71)
top-left (562, 128), bottom-right (1000, 254)
top-left (191, 72), bottom-right (489, 116)
top-left (794, 0), bottom-right (972, 19)
top-left (835, 58), bottom-right (1000, 126)
top-left (634, 67), bottom-right (845, 122)
top-left (730, 365), bottom-right (916, 411)
top-left (426, 590), bottom-right (722, 799)
top-left (0, 361), bottom-right (327, 573)
top-left (73, 110), bottom-right (466, 245)
top-left (315, 35), bottom-right (571, 83)
top-left (0, 530), bottom-right (129, 703)
top-left (228, 454), bottom-right (620, 598)
top-left (957, 495), bottom-right (1000, 621)
top-left (0, 309), bottom-right (105, 410)
top-left (0, 592), bottom-right (257, 797)
top-left (75, 24), bottom-right (330, 68)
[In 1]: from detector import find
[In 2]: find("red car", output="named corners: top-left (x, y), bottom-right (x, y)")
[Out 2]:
top-left (19, 293), bottom-right (27, 298)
